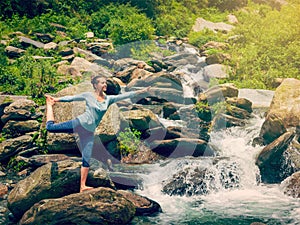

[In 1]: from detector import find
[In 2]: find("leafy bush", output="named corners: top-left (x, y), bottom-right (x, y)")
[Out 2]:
top-left (208, 0), bottom-right (247, 11)
top-left (0, 52), bottom-right (74, 103)
top-left (188, 29), bottom-right (224, 48)
top-left (118, 128), bottom-right (142, 157)
top-left (90, 4), bottom-right (155, 45)
top-left (154, 1), bottom-right (196, 37)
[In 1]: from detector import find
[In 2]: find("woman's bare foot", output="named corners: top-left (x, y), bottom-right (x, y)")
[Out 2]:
top-left (46, 95), bottom-right (55, 106)
top-left (80, 186), bottom-right (94, 193)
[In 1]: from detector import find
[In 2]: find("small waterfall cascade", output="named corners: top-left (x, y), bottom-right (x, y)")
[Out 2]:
top-left (128, 42), bottom-right (300, 224)
top-left (130, 114), bottom-right (300, 225)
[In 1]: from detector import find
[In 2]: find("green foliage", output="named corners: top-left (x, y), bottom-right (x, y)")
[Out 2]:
top-left (65, 17), bottom-right (89, 40)
top-left (194, 101), bottom-right (210, 114)
top-left (118, 127), bottom-right (142, 157)
top-left (197, 7), bottom-right (229, 22)
top-left (90, 4), bottom-right (155, 45)
top-left (0, 53), bottom-right (74, 102)
top-left (211, 101), bottom-right (227, 115)
top-left (154, 1), bottom-right (196, 37)
top-left (32, 129), bottom-right (49, 154)
top-left (208, 0), bottom-right (247, 11)
top-left (0, 135), bottom-right (6, 143)
top-left (130, 40), bottom-right (175, 62)
top-left (225, 2), bottom-right (300, 89)
top-left (8, 156), bottom-right (28, 172)
top-left (188, 29), bottom-right (223, 48)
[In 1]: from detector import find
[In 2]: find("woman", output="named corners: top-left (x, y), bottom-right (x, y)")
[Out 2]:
top-left (45, 75), bottom-right (150, 192)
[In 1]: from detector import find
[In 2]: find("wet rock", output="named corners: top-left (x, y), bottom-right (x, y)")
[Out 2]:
top-left (108, 172), bottom-right (143, 190)
top-left (259, 113), bottom-right (287, 145)
top-left (256, 131), bottom-right (295, 183)
top-left (19, 187), bottom-right (135, 225)
top-left (163, 53), bottom-right (200, 68)
top-left (211, 113), bottom-right (246, 130)
top-left (118, 190), bottom-right (162, 216)
top-left (226, 97), bottom-right (253, 113)
top-left (15, 154), bottom-right (71, 169)
top-left (162, 160), bottom-right (240, 196)
top-left (238, 88), bottom-right (274, 109)
top-left (149, 138), bottom-right (214, 158)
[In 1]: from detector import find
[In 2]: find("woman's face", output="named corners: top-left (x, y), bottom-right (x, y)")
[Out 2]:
top-left (95, 77), bottom-right (107, 92)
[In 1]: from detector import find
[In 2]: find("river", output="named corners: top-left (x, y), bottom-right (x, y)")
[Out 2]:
top-left (119, 112), bottom-right (300, 225)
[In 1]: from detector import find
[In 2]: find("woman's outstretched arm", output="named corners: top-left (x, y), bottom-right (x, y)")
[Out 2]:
top-left (109, 87), bottom-right (151, 104)
top-left (45, 93), bottom-right (87, 103)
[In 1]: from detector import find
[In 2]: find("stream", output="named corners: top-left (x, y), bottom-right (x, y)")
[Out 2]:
top-left (115, 113), bottom-right (300, 225)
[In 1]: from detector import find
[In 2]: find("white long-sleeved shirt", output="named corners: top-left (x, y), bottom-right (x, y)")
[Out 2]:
top-left (59, 91), bottom-right (137, 132)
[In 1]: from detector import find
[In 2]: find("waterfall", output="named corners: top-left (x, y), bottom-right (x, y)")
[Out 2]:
top-left (129, 113), bottom-right (300, 225)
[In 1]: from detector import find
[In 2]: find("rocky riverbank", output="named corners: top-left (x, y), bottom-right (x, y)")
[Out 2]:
top-left (0, 23), bottom-right (299, 224)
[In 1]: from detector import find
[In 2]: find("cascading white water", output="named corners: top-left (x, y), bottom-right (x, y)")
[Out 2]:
top-left (129, 113), bottom-right (300, 225)
top-left (126, 42), bottom-right (300, 224)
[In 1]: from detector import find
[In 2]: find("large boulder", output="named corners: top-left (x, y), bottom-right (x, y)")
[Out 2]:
top-left (126, 71), bottom-right (187, 104)
top-left (203, 64), bottom-right (230, 82)
top-left (162, 160), bottom-right (240, 196)
top-left (7, 159), bottom-right (114, 219)
top-left (45, 82), bottom-right (98, 152)
top-left (163, 53), bottom-right (200, 68)
top-left (118, 190), bottom-right (162, 216)
top-left (70, 57), bottom-right (112, 77)
top-left (258, 78), bottom-right (300, 144)
top-left (95, 104), bottom-right (125, 144)
top-left (19, 187), bottom-right (136, 225)
top-left (256, 131), bottom-right (295, 183)
top-left (149, 138), bottom-right (214, 158)
top-left (192, 18), bottom-right (234, 33)
top-left (198, 83), bottom-right (238, 104)
top-left (238, 89), bottom-right (274, 109)
top-left (121, 109), bottom-right (162, 132)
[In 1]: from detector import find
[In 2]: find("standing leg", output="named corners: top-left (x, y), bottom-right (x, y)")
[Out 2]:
top-left (80, 167), bottom-right (93, 193)
top-left (77, 127), bottom-right (95, 193)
